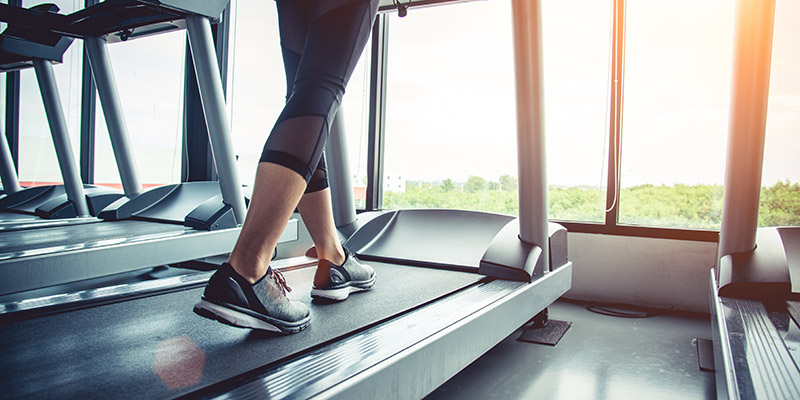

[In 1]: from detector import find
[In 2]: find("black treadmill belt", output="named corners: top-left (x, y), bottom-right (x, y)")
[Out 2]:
top-left (0, 211), bottom-right (37, 222)
top-left (0, 262), bottom-right (481, 399)
top-left (0, 220), bottom-right (185, 254)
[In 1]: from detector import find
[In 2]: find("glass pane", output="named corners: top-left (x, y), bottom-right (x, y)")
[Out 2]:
top-left (383, 0), bottom-right (608, 220)
top-left (383, 1), bottom-right (517, 215)
top-left (228, 0), bottom-right (370, 209)
top-left (93, 30), bottom-right (186, 188)
top-left (759, 0), bottom-right (800, 227)
top-left (619, 0), bottom-right (734, 229)
top-left (18, 0), bottom-right (81, 186)
top-left (543, 0), bottom-right (611, 222)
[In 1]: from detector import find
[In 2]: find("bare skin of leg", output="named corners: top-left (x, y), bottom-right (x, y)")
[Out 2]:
top-left (228, 162), bottom-right (307, 284)
top-left (296, 188), bottom-right (346, 287)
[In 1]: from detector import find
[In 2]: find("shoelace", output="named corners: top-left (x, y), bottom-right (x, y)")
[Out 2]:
top-left (271, 268), bottom-right (292, 296)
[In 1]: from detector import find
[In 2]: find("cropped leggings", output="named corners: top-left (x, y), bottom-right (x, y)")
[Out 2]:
top-left (260, 0), bottom-right (379, 193)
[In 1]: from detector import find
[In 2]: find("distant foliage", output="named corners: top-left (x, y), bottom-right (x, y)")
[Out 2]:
top-left (382, 179), bottom-right (800, 228)
top-left (759, 180), bottom-right (800, 226)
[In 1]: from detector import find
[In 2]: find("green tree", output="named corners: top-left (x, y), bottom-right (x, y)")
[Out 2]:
top-left (499, 174), bottom-right (517, 192)
top-left (464, 176), bottom-right (487, 193)
top-left (441, 178), bottom-right (454, 192)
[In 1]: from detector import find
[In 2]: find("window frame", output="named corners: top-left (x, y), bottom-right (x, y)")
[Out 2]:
top-left (367, 0), bottom-right (720, 242)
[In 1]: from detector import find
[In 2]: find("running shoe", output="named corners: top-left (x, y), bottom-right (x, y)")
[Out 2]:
top-left (311, 249), bottom-right (376, 301)
top-left (194, 263), bottom-right (310, 333)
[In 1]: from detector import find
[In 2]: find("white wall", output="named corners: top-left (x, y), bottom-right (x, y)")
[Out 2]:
top-left (564, 232), bottom-right (718, 314)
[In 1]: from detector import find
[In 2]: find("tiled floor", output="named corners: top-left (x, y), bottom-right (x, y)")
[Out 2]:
top-left (426, 300), bottom-right (716, 400)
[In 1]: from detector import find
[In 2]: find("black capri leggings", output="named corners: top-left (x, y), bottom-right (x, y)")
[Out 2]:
top-left (260, 0), bottom-right (379, 193)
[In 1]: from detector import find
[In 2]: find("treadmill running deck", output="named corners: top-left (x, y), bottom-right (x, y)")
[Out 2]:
top-left (1, 262), bottom-right (482, 399)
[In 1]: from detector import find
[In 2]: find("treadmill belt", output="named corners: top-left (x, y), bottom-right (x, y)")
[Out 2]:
top-left (0, 262), bottom-right (482, 399)
top-left (0, 211), bottom-right (37, 222)
top-left (0, 220), bottom-right (186, 254)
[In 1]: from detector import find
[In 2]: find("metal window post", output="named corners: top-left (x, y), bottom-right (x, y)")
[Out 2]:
top-left (366, 14), bottom-right (388, 212)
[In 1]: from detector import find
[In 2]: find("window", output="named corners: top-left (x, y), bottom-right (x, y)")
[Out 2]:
top-left (543, 0), bottom-right (611, 222)
top-left (92, 30), bottom-right (186, 188)
top-left (759, 0), bottom-right (800, 227)
top-left (618, 0), bottom-right (734, 229)
top-left (17, 0), bottom-right (82, 186)
top-left (383, 1), bottom-right (518, 215)
top-left (382, 0), bottom-right (609, 220)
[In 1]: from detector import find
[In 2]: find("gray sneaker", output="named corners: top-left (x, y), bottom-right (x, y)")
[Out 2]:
top-left (194, 263), bottom-right (310, 333)
top-left (311, 250), bottom-right (376, 301)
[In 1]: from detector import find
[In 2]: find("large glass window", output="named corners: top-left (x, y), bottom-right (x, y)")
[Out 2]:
top-left (383, 0), bottom-right (608, 220)
top-left (618, 0), bottom-right (734, 229)
top-left (93, 30), bottom-right (186, 188)
top-left (17, 0), bottom-right (82, 186)
top-left (228, 0), bottom-right (370, 208)
top-left (759, 0), bottom-right (800, 227)
top-left (383, 1), bottom-right (518, 215)
top-left (542, 0), bottom-right (611, 222)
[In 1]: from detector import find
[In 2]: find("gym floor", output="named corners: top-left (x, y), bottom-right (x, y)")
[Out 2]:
top-left (426, 299), bottom-right (716, 400)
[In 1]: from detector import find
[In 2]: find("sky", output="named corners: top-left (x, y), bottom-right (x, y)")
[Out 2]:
top-left (5, 0), bottom-right (800, 189)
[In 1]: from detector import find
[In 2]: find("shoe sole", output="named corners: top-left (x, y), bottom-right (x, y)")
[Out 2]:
top-left (193, 300), bottom-right (310, 334)
top-left (311, 275), bottom-right (376, 301)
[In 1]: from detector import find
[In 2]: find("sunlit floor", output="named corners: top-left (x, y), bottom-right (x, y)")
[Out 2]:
top-left (426, 299), bottom-right (716, 400)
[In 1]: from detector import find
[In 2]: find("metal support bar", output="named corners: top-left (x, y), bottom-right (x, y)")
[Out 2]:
top-left (366, 15), bottom-right (388, 211)
top-left (510, 0), bottom-right (548, 266)
top-left (0, 123), bottom-right (21, 193)
top-left (79, 0), bottom-right (100, 185)
top-left (718, 0), bottom-right (776, 259)
top-left (605, 0), bottom-right (625, 227)
top-left (184, 14), bottom-right (246, 224)
top-left (5, 70), bottom-right (20, 170)
top-left (84, 37), bottom-right (143, 197)
top-left (79, 41), bottom-right (96, 184)
top-left (327, 108), bottom-right (357, 228)
top-left (32, 58), bottom-right (89, 217)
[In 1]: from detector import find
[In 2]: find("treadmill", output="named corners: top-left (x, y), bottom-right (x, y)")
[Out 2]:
top-left (709, 0), bottom-right (800, 398)
top-left (0, 1), bottom-right (257, 296)
top-left (0, 5), bottom-right (122, 225)
top-left (0, 0), bottom-right (571, 398)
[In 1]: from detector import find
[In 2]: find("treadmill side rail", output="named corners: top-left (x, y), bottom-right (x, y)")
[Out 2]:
top-left (215, 261), bottom-right (572, 400)
top-left (710, 269), bottom-right (800, 399)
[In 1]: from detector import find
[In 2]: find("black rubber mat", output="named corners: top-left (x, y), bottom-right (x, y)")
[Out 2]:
top-left (518, 320), bottom-right (571, 346)
top-left (695, 338), bottom-right (715, 372)
top-left (0, 220), bottom-right (185, 254)
top-left (0, 262), bottom-right (481, 399)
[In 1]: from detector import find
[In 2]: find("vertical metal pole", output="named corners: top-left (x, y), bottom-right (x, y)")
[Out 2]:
top-left (80, 39), bottom-right (96, 184)
top-left (33, 58), bottom-right (90, 217)
top-left (0, 123), bottom-right (21, 193)
top-left (5, 0), bottom-right (20, 170)
top-left (327, 108), bottom-right (357, 228)
top-left (80, 0), bottom-right (100, 185)
top-left (185, 14), bottom-right (246, 224)
top-left (718, 0), bottom-right (776, 259)
top-left (84, 37), bottom-right (143, 197)
top-left (6, 71), bottom-right (20, 170)
top-left (366, 15), bottom-right (389, 211)
top-left (605, 0), bottom-right (625, 228)
top-left (511, 0), bottom-right (549, 266)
